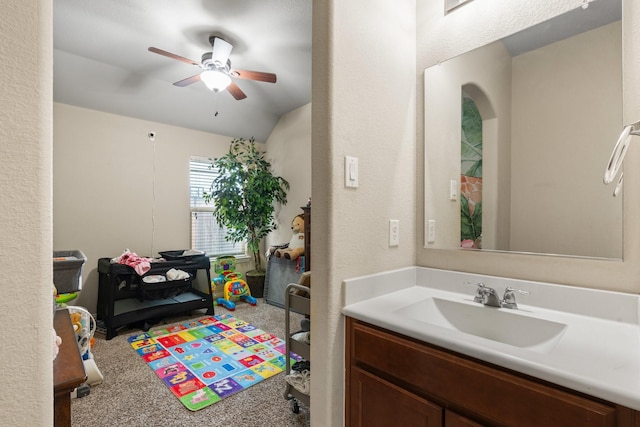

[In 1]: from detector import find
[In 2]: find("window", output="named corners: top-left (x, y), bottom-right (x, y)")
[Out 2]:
top-left (190, 157), bottom-right (246, 258)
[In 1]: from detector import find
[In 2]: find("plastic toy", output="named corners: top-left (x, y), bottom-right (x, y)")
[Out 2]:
top-left (215, 279), bottom-right (257, 311)
top-left (211, 255), bottom-right (257, 311)
top-left (213, 270), bottom-right (243, 287)
top-left (53, 284), bottom-right (78, 306)
top-left (66, 305), bottom-right (104, 387)
top-left (213, 256), bottom-right (237, 275)
top-left (55, 292), bottom-right (78, 305)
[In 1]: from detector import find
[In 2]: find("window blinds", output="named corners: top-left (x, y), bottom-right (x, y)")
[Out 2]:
top-left (190, 158), bottom-right (245, 257)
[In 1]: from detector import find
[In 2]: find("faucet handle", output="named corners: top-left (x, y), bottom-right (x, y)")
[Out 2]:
top-left (502, 287), bottom-right (530, 309)
top-left (464, 281), bottom-right (486, 303)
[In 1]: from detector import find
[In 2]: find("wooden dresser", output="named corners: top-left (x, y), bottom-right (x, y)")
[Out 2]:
top-left (302, 205), bottom-right (311, 270)
top-left (53, 309), bottom-right (86, 427)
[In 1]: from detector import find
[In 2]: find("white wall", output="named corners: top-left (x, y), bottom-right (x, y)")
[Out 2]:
top-left (54, 102), bottom-right (312, 311)
top-left (265, 103), bottom-right (312, 248)
top-left (417, 0), bottom-right (640, 293)
top-left (510, 21), bottom-right (622, 258)
top-left (54, 103), bottom-right (238, 312)
top-left (0, 1), bottom-right (53, 425)
top-left (312, 0), bottom-right (417, 424)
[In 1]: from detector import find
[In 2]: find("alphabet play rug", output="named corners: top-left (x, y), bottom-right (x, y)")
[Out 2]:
top-left (128, 313), bottom-right (301, 411)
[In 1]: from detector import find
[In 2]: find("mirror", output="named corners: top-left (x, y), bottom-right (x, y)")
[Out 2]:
top-left (424, 0), bottom-right (623, 260)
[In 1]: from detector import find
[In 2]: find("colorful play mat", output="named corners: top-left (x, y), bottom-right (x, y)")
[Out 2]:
top-left (128, 313), bottom-right (301, 411)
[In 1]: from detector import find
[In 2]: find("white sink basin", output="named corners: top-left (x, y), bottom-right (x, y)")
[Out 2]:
top-left (395, 297), bottom-right (567, 353)
top-left (343, 267), bottom-right (640, 410)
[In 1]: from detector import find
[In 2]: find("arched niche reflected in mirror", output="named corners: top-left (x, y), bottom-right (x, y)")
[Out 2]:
top-left (424, 0), bottom-right (623, 260)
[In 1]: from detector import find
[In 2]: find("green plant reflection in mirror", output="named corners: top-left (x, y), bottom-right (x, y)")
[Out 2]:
top-left (460, 94), bottom-right (483, 248)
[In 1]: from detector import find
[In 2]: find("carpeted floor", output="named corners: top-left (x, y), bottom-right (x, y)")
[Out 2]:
top-left (71, 300), bottom-right (310, 426)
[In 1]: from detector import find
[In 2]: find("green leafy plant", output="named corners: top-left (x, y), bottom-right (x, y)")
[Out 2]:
top-left (461, 96), bottom-right (483, 178)
top-left (460, 196), bottom-right (482, 243)
top-left (204, 137), bottom-right (289, 272)
top-left (460, 95), bottom-right (483, 246)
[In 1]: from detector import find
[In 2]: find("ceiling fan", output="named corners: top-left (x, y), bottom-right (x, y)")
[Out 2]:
top-left (148, 36), bottom-right (277, 100)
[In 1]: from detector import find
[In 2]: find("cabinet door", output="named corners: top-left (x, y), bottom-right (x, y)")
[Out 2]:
top-left (445, 410), bottom-right (485, 427)
top-left (349, 367), bottom-right (442, 427)
top-left (349, 319), bottom-right (617, 427)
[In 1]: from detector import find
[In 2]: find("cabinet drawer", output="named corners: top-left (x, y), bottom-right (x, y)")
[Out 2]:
top-left (350, 366), bottom-right (442, 427)
top-left (349, 319), bottom-right (616, 427)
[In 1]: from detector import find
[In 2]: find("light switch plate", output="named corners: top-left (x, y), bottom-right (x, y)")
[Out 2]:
top-left (389, 219), bottom-right (400, 247)
top-left (427, 220), bottom-right (436, 243)
top-left (450, 180), bottom-right (458, 201)
top-left (345, 156), bottom-right (359, 188)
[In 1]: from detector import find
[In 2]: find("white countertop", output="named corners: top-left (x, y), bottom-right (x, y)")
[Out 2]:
top-left (342, 267), bottom-right (640, 410)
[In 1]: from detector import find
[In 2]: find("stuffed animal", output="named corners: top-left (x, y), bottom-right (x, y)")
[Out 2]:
top-left (52, 327), bottom-right (62, 360)
top-left (70, 311), bottom-right (83, 333)
top-left (275, 215), bottom-right (305, 260)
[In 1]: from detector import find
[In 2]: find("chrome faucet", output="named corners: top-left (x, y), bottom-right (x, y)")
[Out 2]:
top-left (465, 282), bottom-right (500, 307)
top-left (465, 282), bottom-right (529, 309)
top-left (464, 281), bottom-right (486, 303)
top-left (501, 287), bottom-right (530, 309)
top-left (481, 287), bottom-right (503, 307)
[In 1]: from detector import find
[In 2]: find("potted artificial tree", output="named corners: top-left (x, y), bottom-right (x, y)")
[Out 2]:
top-left (204, 137), bottom-right (289, 297)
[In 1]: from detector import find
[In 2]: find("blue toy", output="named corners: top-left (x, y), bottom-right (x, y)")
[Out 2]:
top-left (215, 279), bottom-right (257, 311)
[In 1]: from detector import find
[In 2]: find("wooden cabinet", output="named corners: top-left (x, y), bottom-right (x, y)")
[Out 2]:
top-left (350, 366), bottom-right (442, 426)
top-left (54, 309), bottom-right (86, 427)
top-left (346, 317), bottom-right (640, 427)
top-left (446, 410), bottom-right (485, 427)
top-left (301, 205), bottom-right (310, 271)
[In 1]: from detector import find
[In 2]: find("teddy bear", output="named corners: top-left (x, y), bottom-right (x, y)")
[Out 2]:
top-left (275, 214), bottom-right (305, 260)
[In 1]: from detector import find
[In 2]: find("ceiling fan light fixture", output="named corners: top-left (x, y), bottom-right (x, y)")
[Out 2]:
top-left (201, 70), bottom-right (232, 92)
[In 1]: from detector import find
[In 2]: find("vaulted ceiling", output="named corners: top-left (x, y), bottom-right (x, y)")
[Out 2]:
top-left (53, 0), bottom-right (312, 142)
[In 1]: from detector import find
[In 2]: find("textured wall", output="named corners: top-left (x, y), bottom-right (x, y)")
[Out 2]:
top-left (312, 0), bottom-right (417, 424)
top-left (0, 1), bottom-right (53, 425)
top-left (264, 103), bottom-right (312, 248)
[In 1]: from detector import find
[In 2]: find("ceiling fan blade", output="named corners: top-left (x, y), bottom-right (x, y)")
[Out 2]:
top-left (173, 74), bottom-right (201, 87)
top-left (227, 82), bottom-right (247, 100)
top-left (231, 69), bottom-right (277, 83)
top-left (211, 37), bottom-right (233, 65)
top-left (148, 47), bottom-right (200, 67)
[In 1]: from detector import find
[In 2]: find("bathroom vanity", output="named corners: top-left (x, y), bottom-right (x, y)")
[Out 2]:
top-left (346, 317), bottom-right (636, 426)
top-left (343, 267), bottom-right (640, 426)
